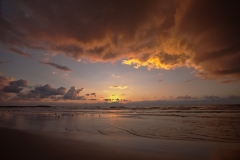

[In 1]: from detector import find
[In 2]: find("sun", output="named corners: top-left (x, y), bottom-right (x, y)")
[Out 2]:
top-left (109, 94), bottom-right (120, 102)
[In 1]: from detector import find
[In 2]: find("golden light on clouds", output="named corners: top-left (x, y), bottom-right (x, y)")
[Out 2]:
top-left (122, 58), bottom-right (171, 70)
top-left (2, 0), bottom-right (240, 82)
top-left (122, 52), bottom-right (190, 70)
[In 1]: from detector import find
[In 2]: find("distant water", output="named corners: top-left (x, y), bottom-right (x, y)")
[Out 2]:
top-left (0, 105), bottom-right (240, 143)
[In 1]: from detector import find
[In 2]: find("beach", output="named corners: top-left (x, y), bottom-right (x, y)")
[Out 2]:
top-left (1, 105), bottom-right (240, 160)
top-left (1, 0), bottom-right (240, 159)
top-left (1, 127), bottom-right (240, 160)
top-left (0, 127), bottom-right (167, 160)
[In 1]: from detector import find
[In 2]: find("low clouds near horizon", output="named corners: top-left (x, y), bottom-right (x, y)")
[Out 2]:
top-left (0, 75), bottom-right (85, 101)
top-left (0, 74), bottom-right (240, 104)
top-left (1, 0), bottom-right (240, 82)
top-left (177, 95), bottom-right (191, 99)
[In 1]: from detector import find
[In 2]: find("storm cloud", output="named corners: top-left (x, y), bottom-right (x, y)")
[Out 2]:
top-left (1, 0), bottom-right (240, 82)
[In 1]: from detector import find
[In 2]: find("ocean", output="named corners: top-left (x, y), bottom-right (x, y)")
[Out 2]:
top-left (1, 104), bottom-right (240, 143)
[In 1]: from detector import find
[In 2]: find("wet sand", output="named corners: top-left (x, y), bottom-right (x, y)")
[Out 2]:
top-left (1, 105), bottom-right (240, 160)
top-left (0, 127), bottom-right (174, 160)
top-left (1, 127), bottom-right (240, 160)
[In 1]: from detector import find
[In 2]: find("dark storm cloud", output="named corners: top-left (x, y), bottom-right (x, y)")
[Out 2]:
top-left (53, 44), bottom-right (83, 59)
top-left (1, 0), bottom-right (240, 82)
top-left (87, 45), bottom-right (110, 57)
top-left (176, 1), bottom-right (240, 81)
top-left (155, 52), bottom-right (189, 66)
top-left (39, 62), bottom-right (72, 71)
top-left (8, 47), bottom-right (31, 57)
top-left (1, 0), bottom-right (177, 60)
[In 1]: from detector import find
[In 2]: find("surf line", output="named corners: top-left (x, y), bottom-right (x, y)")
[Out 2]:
top-left (108, 124), bottom-right (157, 139)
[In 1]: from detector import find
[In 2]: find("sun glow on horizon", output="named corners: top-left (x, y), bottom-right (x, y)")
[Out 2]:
top-left (109, 94), bottom-right (120, 102)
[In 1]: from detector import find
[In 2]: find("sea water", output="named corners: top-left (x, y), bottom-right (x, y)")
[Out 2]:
top-left (0, 104), bottom-right (240, 143)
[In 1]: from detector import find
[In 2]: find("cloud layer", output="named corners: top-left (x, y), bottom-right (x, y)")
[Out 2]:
top-left (62, 87), bottom-right (85, 100)
top-left (19, 84), bottom-right (66, 100)
top-left (0, 74), bottom-right (239, 104)
top-left (177, 95), bottom-right (191, 99)
top-left (1, 0), bottom-right (240, 82)
top-left (0, 75), bottom-right (85, 101)
top-left (0, 75), bottom-right (15, 100)
top-left (39, 62), bottom-right (72, 71)
top-left (3, 79), bottom-right (28, 93)
top-left (8, 47), bottom-right (31, 57)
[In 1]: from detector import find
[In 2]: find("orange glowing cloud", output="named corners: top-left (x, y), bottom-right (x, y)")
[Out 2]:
top-left (122, 52), bottom-right (189, 70)
top-left (1, 0), bottom-right (240, 82)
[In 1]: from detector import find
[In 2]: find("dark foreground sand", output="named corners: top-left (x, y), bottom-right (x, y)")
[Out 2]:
top-left (0, 127), bottom-right (177, 160)
top-left (1, 127), bottom-right (240, 160)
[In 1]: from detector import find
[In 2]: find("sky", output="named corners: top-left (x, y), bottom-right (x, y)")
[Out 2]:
top-left (0, 0), bottom-right (240, 105)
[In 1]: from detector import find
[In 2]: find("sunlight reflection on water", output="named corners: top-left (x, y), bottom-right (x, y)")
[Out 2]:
top-left (0, 105), bottom-right (240, 143)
